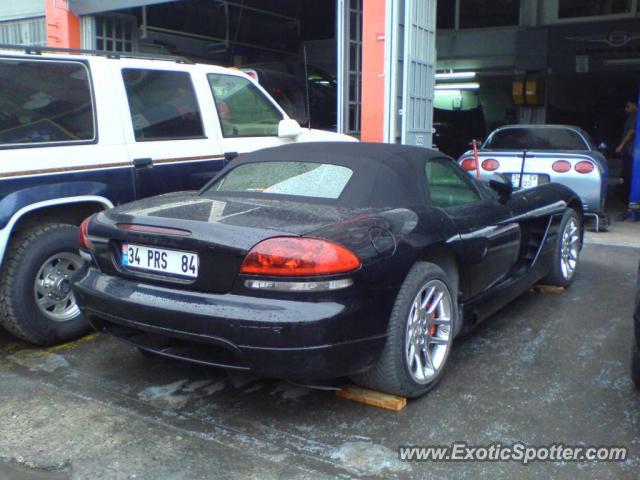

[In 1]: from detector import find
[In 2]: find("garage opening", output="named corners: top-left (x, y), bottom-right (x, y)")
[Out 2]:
top-left (80, 0), bottom-right (363, 137)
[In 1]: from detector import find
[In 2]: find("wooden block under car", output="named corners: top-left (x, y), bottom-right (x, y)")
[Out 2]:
top-left (530, 285), bottom-right (565, 295)
top-left (336, 385), bottom-right (407, 412)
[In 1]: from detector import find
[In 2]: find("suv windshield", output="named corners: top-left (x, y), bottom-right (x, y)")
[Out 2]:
top-left (484, 128), bottom-right (587, 151)
top-left (205, 162), bottom-right (353, 199)
top-left (208, 74), bottom-right (282, 137)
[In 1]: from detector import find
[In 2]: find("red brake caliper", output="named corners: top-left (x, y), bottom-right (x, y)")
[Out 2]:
top-left (425, 301), bottom-right (437, 337)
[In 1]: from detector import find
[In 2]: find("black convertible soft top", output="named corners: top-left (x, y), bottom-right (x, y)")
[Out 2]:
top-left (205, 142), bottom-right (449, 208)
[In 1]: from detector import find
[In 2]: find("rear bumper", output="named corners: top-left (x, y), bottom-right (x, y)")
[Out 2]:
top-left (506, 172), bottom-right (602, 213)
top-left (462, 154), bottom-right (606, 213)
top-left (73, 268), bottom-right (387, 379)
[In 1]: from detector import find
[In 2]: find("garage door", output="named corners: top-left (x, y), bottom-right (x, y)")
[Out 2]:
top-left (402, 0), bottom-right (436, 147)
top-left (384, 0), bottom-right (436, 148)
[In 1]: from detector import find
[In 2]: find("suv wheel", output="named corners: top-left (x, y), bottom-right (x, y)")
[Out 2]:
top-left (0, 223), bottom-right (90, 345)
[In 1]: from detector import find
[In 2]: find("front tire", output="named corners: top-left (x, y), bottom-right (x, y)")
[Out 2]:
top-left (0, 223), bottom-right (90, 345)
top-left (350, 262), bottom-right (456, 398)
top-left (543, 208), bottom-right (581, 287)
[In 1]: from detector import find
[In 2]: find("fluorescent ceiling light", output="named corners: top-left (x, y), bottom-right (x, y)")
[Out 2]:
top-left (604, 58), bottom-right (640, 66)
top-left (435, 89), bottom-right (462, 96)
top-left (435, 82), bottom-right (480, 91)
top-left (435, 71), bottom-right (476, 80)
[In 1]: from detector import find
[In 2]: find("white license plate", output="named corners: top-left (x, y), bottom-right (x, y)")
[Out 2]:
top-left (121, 243), bottom-right (199, 278)
top-left (511, 174), bottom-right (539, 189)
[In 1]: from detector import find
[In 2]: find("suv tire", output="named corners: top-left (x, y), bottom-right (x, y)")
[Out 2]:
top-left (0, 223), bottom-right (90, 345)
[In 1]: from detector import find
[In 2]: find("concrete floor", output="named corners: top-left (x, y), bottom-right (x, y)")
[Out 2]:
top-left (585, 218), bottom-right (640, 248)
top-left (0, 243), bottom-right (639, 480)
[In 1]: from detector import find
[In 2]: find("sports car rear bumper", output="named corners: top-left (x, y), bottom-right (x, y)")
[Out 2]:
top-left (73, 268), bottom-right (387, 379)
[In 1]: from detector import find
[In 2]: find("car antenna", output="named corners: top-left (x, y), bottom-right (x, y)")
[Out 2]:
top-left (518, 150), bottom-right (528, 189)
top-left (303, 44), bottom-right (312, 130)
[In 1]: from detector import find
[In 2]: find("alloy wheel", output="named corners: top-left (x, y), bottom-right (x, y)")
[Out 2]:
top-left (34, 252), bottom-right (82, 322)
top-left (560, 218), bottom-right (580, 280)
top-left (404, 279), bottom-right (453, 384)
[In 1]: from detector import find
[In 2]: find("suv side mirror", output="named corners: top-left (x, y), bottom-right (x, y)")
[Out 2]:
top-left (489, 173), bottom-right (513, 204)
top-left (278, 119), bottom-right (303, 138)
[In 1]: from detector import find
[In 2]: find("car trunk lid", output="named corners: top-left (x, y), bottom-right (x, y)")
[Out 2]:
top-left (460, 150), bottom-right (562, 185)
top-left (88, 192), bottom-right (369, 293)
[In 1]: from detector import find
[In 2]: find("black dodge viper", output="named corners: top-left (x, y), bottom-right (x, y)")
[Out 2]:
top-left (73, 142), bottom-right (584, 397)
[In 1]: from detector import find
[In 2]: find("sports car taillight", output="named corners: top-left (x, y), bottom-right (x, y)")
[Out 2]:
top-left (240, 237), bottom-right (361, 276)
top-left (552, 160), bottom-right (572, 173)
top-left (575, 161), bottom-right (595, 174)
top-left (461, 158), bottom-right (477, 171)
top-left (79, 217), bottom-right (93, 250)
top-left (481, 159), bottom-right (500, 171)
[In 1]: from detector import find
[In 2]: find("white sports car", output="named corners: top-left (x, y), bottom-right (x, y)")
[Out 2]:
top-left (458, 124), bottom-right (608, 230)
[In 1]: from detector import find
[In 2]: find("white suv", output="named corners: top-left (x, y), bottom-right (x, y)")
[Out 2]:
top-left (0, 47), bottom-right (354, 345)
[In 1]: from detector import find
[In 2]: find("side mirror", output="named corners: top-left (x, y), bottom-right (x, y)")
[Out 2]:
top-left (489, 173), bottom-right (513, 204)
top-left (278, 118), bottom-right (303, 138)
top-left (597, 142), bottom-right (607, 153)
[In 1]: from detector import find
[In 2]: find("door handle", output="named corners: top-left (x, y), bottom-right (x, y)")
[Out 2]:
top-left (224, 151), bottom-right (238, 162)
top-left (133, 157), bottom-right (153, 169)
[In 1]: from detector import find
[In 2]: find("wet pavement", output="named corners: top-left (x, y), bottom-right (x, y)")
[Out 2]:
top-left (0, 243), bottom-right (639, 479)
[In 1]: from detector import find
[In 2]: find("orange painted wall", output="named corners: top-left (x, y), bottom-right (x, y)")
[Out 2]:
top-left (360, 0), bottom-right (386, 142)
top-left (46, 0), bottom-right (81, 49)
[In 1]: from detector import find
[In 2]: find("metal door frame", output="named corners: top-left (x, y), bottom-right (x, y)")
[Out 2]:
top-left (336, 0), bottom-right (363, 135)
top-left (384, 0), bottom-right (436, 146)
top-left (383, 0), bottom-right (401, 143)
top-left (401, 0), bottom-right (436, 147)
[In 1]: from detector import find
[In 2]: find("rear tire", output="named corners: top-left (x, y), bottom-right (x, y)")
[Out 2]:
top-left (350, 262), bottom-right (456, 398)
top-left (632, 340), bottom-right (640, 390)
top-left (543, 209), bottom-right (581, 287)
top-left (0, 223), bottom-right (90, 345)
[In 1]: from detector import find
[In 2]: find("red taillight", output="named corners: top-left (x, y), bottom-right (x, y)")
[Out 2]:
top-left (575, 161), bottom-right (594, 174)
top-left (461, 158), bottom-right (477, 171)
top-left (79, 217), bottom-right (92, 250)
top-left (240, 237), bottom-right (361, 276)
top-left (481, 158), bottom-right (500, 171)
top-left (552, 160), bottom-right (572, 173)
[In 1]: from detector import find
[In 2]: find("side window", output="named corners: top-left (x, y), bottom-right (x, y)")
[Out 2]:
top-left (208, 74), bottom-right (283, 138)
top-left (0, 59), bottom-right (94, 146)
top-left (425, 158), bottom-right (482, 208)
top-left (122, 69), bottom-right (204, 141)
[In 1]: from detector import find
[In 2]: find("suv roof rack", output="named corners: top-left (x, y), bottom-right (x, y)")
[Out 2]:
top-left (0, 44), bottom-right (195, 64)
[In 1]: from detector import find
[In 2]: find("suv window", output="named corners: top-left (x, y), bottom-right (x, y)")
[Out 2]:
top-left (0, 59), bottom-right (94, 146)
top-left (122, 69), bottom-right (204, 141)
top-left (208, 74), bottom-right (283, 137)
top-left (426, 158), bottom-right (481, 208)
